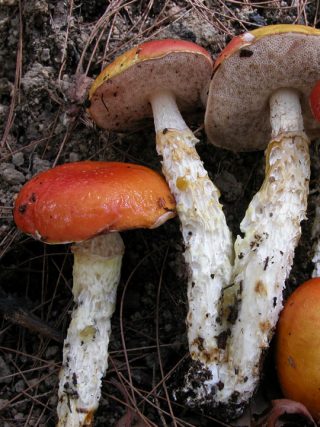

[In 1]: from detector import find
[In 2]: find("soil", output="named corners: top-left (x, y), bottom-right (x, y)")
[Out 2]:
top-left (0, 1), bottom-right (320, 426)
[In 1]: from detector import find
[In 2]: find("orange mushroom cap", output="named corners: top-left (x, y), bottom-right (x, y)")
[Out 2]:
top-left (13, 161), bottom-right (176, 244)
top-left (88, 39), bottom-right (213, 131)
top-left (276, 277), bottom-right (320, 420)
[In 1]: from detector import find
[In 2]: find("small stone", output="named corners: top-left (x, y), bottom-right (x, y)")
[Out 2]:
top-left (12, 152), bottom-right (24, 167)
top-left (28, 378), bottom-right (39, 388)
top-left (32, 155), bottom-right (51, 175)
top-left (0, 163), bottom-right (25, 184)
top-left (44, 373), bottom-right (58, 388)
top-left (45, 345), bottom-right (59, 358)
top-left (0, 104), bottom-right (8, 119)
top-left (0, 78), bottom-right (12, 96)
top-left (14, 412), bottom-right (24, 420)
top-left (69, 152), bottom-right (80, 163)
top-left (14, 379), bottom-right (25, 392)
top-left (48, 394), bottom-right (58, 406)
top-left (40, 48), bottom-right (50, 62)
top-left (0, 399), bottom-right (9, 410)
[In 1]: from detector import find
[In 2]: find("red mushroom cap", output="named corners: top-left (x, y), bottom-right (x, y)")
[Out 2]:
top-left (88, 39), bottom-right (213, 131)
top-left (13, 161), bottom-right (176, 243)
top-left (309, 80), bottom-right (320, 122)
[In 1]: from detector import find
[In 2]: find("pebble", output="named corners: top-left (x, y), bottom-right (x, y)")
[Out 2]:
top-left (12, 152), bottom-right (24, 167)
top-left (45, 345), bottom-right (59, 358)
top-left (69, 152), bottom-right (80, 163)
top-left (31, 155), bottom-right (51, 174)
top-left (40, 48), bottom-right (50, 62)
top-left (14, 412), bottom-right (24, 420)
top-left (0, 163), bottom-right (25, 185)
top-left (14, 379), bottom-right (25, 393)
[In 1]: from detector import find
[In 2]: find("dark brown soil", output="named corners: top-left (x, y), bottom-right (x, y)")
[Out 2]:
top-left (1, 1), bottom-right (320, 426)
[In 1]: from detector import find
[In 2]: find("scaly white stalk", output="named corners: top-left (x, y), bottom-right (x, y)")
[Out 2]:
top-left (150, 90), bottom-right (234, 378)
top-left (224, 89), bottom-right (309, 410)
top-left (57, 233), bottom-right (124, 427)
top-left (178, 89), bottom-right (310, 416)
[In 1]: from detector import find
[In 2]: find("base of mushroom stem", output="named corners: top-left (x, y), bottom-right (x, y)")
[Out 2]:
top-left (174, 359), bottom-right (253, 421)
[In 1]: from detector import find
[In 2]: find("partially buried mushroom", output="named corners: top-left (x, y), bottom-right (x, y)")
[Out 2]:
top-left (88, 39), bottom-right (234, 380)
top-left (182, 24), bottom-right (320, 418)
top-left (13, 161), bottom-right (176, 427)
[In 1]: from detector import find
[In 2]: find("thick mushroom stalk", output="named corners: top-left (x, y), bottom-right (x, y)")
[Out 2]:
top-left (57, 233), bottom-right (124, 427)
top-left (150, 90), bottom-right (234, 364)
top-left (188, 88), bottom-right (310, 413)
top-left (229, 89), bottom-right (309, 401)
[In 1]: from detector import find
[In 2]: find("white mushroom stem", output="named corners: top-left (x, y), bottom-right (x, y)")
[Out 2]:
top-left (150, 90), bottom-right (234, 366)
top-left (57, 233), bottom-right (124, 427)
top-left (223, 88), bottom-right (309, 408)
top-left (180, 88), bottom-right (310, 414)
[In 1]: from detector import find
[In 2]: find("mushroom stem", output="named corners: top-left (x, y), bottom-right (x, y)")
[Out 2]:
top-left (227, 134), bottom-right (309, 408)
top-left (221, 89), bottom-right (310, 411)
top-left (182, 88), bottom-right (310, 416)
top-left (150, 90), bottom-right (188, 132)
top-left (270, 88), bottom-right (304, 135)
top-left (149, 90), bottom-right (234, 368)
top-left (57, 233), bottom-right (124, 427)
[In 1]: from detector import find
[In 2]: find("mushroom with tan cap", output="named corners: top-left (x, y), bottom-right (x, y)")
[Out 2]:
top-left (183, 24), bottom-right (320, 417)
top-left (13, 161), bottom-right (176, 427)
top-left (88, 39), bottom-right (234, 374)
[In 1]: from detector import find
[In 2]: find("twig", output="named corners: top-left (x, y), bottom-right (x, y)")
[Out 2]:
top-left (0, 297), bottom-right (63, 343)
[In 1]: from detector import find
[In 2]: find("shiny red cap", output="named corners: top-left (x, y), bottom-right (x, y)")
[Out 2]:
top-left (14, 161), bottom-right (176, 243)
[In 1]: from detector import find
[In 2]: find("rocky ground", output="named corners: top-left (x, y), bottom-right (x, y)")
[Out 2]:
top-left (1, 1), bottom-right (320, 426)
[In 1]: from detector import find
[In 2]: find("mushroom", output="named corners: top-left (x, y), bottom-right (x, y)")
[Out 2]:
top-left (88, 40), bottom-right (234, 377)
top-left (184, 24), bottom-right (320, 416)
top-left (275, 277), bottom-right (320, 421)
top-left (13, 161), bottom-right (176, 427)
